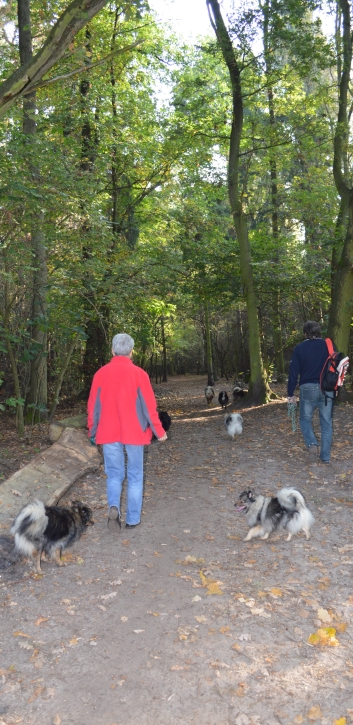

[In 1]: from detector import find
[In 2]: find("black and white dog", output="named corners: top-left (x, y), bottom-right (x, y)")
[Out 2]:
top-left (205, 386), bottom-right (214, 405)
top-left (235, 488), bottom-right (314, 542)
top-left (232, 386), bottom-right (248, 402)
top-left (11, 500), bottom-right (94, 574)
top-left (224, 413), bottom-right (243, 439)
top-left (218, 391), bottom-right (229, 409)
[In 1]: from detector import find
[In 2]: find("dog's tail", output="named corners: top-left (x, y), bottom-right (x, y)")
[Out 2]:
top-left (11, 500), bottom-right (48, 540)
top-left (277, 488), bottom-right (307, 511)
top-left (278, 488), bottom-right (314, 536)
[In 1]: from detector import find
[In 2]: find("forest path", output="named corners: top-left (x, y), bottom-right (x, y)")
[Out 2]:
top-left (1, 376), bottom-right (353, 725)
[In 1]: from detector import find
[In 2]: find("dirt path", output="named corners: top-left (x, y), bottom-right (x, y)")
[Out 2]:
top-left (1, 377), bottom-right (353, 725)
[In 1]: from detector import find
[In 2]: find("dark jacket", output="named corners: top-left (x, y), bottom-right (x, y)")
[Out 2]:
top-left (287, 338), bottom-right (332, 397)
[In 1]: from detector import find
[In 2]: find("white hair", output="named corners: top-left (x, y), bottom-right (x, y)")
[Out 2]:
top-left (112, 333), bottom-right (134, 356)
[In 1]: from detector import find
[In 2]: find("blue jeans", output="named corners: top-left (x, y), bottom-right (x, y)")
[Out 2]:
top-left (299, 383), bottom-right (334, 462)
top-left (103, 443), bottom-right (144, 525)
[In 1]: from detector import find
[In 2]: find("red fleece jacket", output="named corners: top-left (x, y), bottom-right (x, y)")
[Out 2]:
top-left (87, 356), bottom-right (165, 445)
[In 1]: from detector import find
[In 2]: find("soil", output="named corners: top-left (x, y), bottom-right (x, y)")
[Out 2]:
top-left (1, 376), bottom-right (353, 725)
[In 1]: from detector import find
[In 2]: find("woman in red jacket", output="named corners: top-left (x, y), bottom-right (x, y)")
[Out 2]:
top-left (87, 333), bottom-right (167, 529)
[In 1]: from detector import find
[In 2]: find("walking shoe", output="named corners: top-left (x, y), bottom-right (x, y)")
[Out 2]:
top-left (108, 506), bottom-right (121, 531)
top-left (308, 445), bottom-right (318, 464)
top-left (125, 522), bottom-right (141, 529)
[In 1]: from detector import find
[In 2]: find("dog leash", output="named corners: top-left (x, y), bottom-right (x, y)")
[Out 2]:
top-left (287, 400), bottom-right (297, 432)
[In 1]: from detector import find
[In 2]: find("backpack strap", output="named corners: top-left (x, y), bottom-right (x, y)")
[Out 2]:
top-left (325, 338), bottom-right (334, 356)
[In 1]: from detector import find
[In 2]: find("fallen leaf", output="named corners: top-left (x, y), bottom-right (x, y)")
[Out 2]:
top-left (293, 717), bottom-right (304, 725)
top-left (195, 616), bottom-right (207, 623)
top-left (133, 629), bottom-right (145, 633)
top-left (336, 622), bottom-right (348, 633)
top-left (53, 714), bottom-right (61, 725)
top-left (68, 637), bottom-right (78, 646)
top-left (19, 641), bottom-right (34, 650)
top-left (122, 540), bottom-right (130, 547)
top-left (35, 617), bottom-right (49, 626)
top-left (307, 705), bottom-right (322, 720)
top-left (109, 580), bottom-right (122, 586)
top-left (13, 631), bottom-right (31, 638)
top-left (235, 686), bottom-right (245, 697)
top-left (298, 608), bottom-right (310, 619)
top-left (209, 660), bottom-right (230, 669)
top-left (270, 587), bottom-right (282, 597)
top-left (100, 592), bottom-right (117, 601)
top-left (317, 607), bottom-right (332, 624)
top-left (177, 555), bottom-right (205, 565)
top-left (28, 684), bottom-right (45, 702)
top-left (199, 570), bottom-right (223, 595)
top-left (170, 665), bottom-right (186, 670)
top-left (334, 719), bottom-right (347, 725)
top-left (220, 626), bottom-right (230, 634)
top-left (11, 489), bottom-right (22, 496)
top-left (192, 596), bottom-right (202, 602)
top-left (120, 616), bottom-right (128, 622)
top-left (307, 628), bottom-right (340, 647)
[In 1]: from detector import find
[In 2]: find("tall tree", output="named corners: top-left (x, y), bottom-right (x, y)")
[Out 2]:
top-left (327, 0), bottom-right (353, 353)
top-left (207, 0), bottom-right (269, 403)
top-left (18, 0), bottom-right (48, 420)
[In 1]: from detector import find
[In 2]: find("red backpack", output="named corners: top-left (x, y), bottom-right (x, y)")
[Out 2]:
top-left (320, 339), bottom-right (349, 398)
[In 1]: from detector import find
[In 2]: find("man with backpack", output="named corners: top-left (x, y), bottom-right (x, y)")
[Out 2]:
top-left (287, 321), bottom-right (335, 465)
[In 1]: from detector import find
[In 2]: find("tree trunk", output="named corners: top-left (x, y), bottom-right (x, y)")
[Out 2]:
top-left (18, 0), bottom-right (48, 421)
top-left (328, 0), bottom-right (353, 354)
top-left (263, 0), bottom-right (286, 382)
top-left (48, 333), bottom-right (80, 421)
top-left (161, 316), bottom-right (168, 383)
top-left (207, 0), bottom-right (269, 403)
top-left (204, 302), bottom-right (214, 386)
top-left (328, 191), bottom-right (353, 352)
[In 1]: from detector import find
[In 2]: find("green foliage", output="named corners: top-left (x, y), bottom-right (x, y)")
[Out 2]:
top-left (0, 0), bottom-right (345, 409)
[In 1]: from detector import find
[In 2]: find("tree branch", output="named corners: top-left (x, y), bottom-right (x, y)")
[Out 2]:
top-left (24, 40), bottom-right (144, 93)
top-left (0, 0), bottom-right (109, 118)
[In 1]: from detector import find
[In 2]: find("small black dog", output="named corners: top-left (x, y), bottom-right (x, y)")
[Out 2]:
top-left (11, 500), bottom-right (94, 574)
top-left (218, 391), bottom-right (229, 409)
top-left (158, 411), bottom-right (171, 432)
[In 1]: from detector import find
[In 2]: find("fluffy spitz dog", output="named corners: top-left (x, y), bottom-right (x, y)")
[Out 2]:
top-left (235, 488), bottom-right (314, 542)
top-left (11, 500), bottom-right (94, 574)
top-left (224, 413), bottom-right (243, 439)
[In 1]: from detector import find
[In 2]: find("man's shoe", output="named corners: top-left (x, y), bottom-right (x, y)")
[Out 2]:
top-left (108, 506), bottom-right (121, 530)
top-left (125, 522), bottom-right (140, 529)
top-left (308, 445), bottom-right (318, 463)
